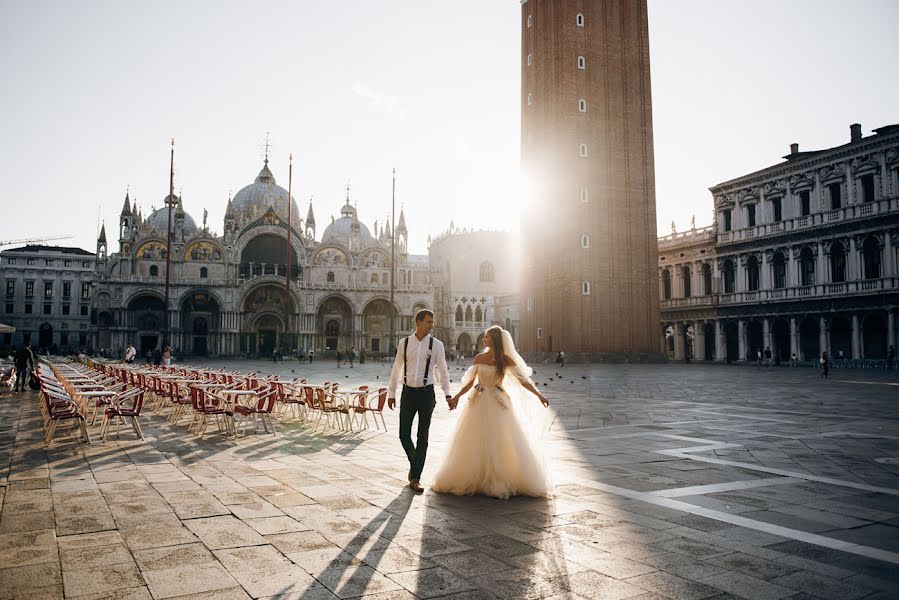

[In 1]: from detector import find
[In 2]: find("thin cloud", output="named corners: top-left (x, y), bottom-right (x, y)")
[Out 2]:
top-left (349, 82), bottom-right (405, 117)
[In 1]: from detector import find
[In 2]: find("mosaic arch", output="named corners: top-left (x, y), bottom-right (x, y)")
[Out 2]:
top-left (184, 240), bottom-right (223, 261)
top-left (136, 241), bottom-right (167, 260)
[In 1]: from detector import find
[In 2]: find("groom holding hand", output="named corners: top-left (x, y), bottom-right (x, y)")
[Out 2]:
top-left (388, 309), bottom-right (452, 493)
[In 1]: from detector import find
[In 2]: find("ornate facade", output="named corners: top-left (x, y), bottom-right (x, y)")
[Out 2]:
top-left (519, 0), bottom-right (660, 359)
top-left (659, 123), bottom-right (899, 363)
top-left (91, 159), bottom-right (432, 358)
top-left (428, 227), bottom-right (520, 356)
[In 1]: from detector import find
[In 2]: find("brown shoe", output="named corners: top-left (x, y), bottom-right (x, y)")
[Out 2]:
top-left (409, 480), bottom-right (424, 493)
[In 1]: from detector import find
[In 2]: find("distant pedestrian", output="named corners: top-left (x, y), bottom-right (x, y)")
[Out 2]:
top-left (336, 350), bottom-right (342, 368)
top-left (308, 348), bottom-right (314, 363)
top-left (763, 346), bottom-right (772, 368)
top-left (790, 352), bottom-right (798, 367)
top-left (152, 345), bottom-right (162, 366)
top-left (124, 344), bottom-right (136, 364)
top-left (756, 349), bottom-right (762, 369)
top-left (888, 345), bottom-right (896, 371)
top-left (349, 347), bottom-right (356, 368)
top-left (360, 348), bottom-right (366, 364)
top-left (820, 351), bottom-right (829, 378)
top-left (13, 343), bottom-right (34, 393)
top-left (162, 345), bottom-right (172, 366)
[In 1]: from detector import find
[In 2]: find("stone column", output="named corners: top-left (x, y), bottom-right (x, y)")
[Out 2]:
top-left (819, 316), bottom-right (829, 359)
top-left (761, 253), bottom-right (770, 290)
top-left (673, 323), bottom-right (685, 361)
top-left (851, 314), bottom-right (861, 359)
top-left (736, 258), bottom-right (745, 293)
top-left (884, 233), bottom-right (895, 277)
top-left (695, 320), bottom-right (706, 361)
top-left (848, 237), bottom-right (858, 280)
top-left (788, 248), bottom-right (798, 287)
top-left (790, 317), bottom-right (799, 360)
top-left (816, 242), bottom-right (827, 285)
top-left (738, 320), bottom-right (746, 362)
top-left (763, 318), bottom-right (772, 352)
top-left (715, 320), bottom-right (725, 362)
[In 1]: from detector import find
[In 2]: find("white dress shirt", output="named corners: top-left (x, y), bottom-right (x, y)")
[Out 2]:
top-left (388, 333), bottom-right (450, 398)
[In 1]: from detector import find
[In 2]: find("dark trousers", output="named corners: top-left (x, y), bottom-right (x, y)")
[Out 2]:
top-left (399, 385), bottom-right (436, 481)
top-left (15, 368), bottom-right (28, 391)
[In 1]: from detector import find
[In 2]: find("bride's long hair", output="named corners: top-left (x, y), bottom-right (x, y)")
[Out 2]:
top-left (485, 326), bottom-right (508, 378)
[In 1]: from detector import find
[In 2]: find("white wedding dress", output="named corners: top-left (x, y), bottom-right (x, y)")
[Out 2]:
top-left (431, 363), bottom-right (552, 499)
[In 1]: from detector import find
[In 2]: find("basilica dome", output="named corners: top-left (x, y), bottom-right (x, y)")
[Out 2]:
top-left (231, 160), bottom-right (301, 224)
top-left (145, 196), bottom-right (198, 235)
top-left (322, 201), bottom-right (373, 244)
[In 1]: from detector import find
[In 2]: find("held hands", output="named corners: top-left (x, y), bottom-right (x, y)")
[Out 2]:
top-left (447, 395), bottom-right (459, 411)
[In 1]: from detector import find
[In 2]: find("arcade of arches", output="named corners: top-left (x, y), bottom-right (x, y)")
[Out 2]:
top-left (663, 310), bottom-right (896, 363)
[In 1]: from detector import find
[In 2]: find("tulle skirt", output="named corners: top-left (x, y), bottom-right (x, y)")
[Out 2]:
top-left (431, 387), bottom-right (552, 499)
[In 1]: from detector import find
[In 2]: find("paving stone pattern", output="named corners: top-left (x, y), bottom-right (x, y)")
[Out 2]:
top-left (1, 360), bottom-right (898, 599)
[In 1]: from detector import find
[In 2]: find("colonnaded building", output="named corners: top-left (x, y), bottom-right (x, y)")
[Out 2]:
top-left (659, 123), bottom-right (899, 363)
top-left (0, 158), bottom-right (521, 358)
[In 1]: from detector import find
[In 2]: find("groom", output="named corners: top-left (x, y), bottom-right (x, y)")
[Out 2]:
top-left (388, 309), bottom-right (452, 492)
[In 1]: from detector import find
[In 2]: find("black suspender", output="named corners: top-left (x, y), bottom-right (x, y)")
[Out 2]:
top-left (403, 335), bottom-right (435, 387)
top-left (423, 336), bottom-right (434, 386)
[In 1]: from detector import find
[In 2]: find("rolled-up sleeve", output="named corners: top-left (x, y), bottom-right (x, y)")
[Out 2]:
top-left (387, 341), bottom-right (405, 398)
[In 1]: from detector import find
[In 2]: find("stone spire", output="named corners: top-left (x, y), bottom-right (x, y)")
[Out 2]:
top-left (121, 191), bottom-right (132, 216)
top-left (98, 223), bottom-right (107, 242)
top-left (397, 207), bottom-right (407, 234)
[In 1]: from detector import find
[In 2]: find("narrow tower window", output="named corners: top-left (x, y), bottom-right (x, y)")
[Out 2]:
top-left (527, 53), bottom-right (533, 66)
top-left (536, 327), bottom-right (543, 338)
top-left (581, 234), bottom-right (590, 248)
top-left (580, 189), bottom-right (589, 204)
top-left (576, 13), bottom-right (584, 26)
top-left (527, 14), bottom-right (532, 28)
top-left (582, 281), bottom-right (591, 295)
top-left (527, 93), bottom-right (533, 106)
top-left (577, 56), bottom-right (586, 69)
top-left (579, 143), bottom-right (588, 157)
top-left (578, 99), bottom-right (586, 112)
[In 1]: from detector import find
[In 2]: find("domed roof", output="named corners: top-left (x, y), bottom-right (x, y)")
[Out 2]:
top-left (144, 196), bottom-right (198, 235)
top-left (231, 160), bottom-right (301, 224)
top-left (322, 200), bottom-right (372, 244)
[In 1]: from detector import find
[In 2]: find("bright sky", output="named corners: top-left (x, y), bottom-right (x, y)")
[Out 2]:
top-left (1, 1), bottom-right (896, 255)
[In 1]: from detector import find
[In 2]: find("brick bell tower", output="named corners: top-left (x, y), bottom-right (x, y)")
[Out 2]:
top-left (519, 0), bottom-right (661, 359)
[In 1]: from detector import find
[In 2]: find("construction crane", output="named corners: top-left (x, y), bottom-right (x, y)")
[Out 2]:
top-left (0, 235), bottom-right (74, 248)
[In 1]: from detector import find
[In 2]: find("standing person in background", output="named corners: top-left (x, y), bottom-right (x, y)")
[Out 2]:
top-left (888, 345), bottom-right (896, 371)
top-left (162, 345), bottom-right (172, 366)
top-left (13, 343), bottom-right (34, 393)
top-left (124, 344), bottom-right (136, 364)
top-left (336, 349), bottom-right (342, 368)
top-left (820, 351), bottom-right (829, 378)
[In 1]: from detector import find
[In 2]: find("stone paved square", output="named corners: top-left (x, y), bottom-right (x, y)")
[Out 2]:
top-left (2, 360), bottom-right (898, 599)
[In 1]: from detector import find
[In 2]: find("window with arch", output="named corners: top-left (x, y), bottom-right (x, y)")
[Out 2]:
top-left (536, 327), bottom-right (543, 339)
top-left (371, 273), bottom-right (379, 284)
top-left (455, 305), bottom-right (463, 323)
top-left (773, 252), bottom-right (787, 288)
top-left (662, 269), bottom-right (672, 299)
top-left (746, 256), bottom-right (760, 291)
top-left (800, 247), bottom-right (815, 286)
top-left (723, 259), bottom-right (736, 293)
top-left (464, 306), bottom-right (473, 322)
top-left (479, 261), bottom-right (495, 282)
top-left (682, 266), bottom-right (691, 298)
top-left (200, 267), bottom-right (208, 279)
top-left (830, 243), bottom-right (846, 283)
top-left (474, 306), bottom-right (483, 323)
top-left (863, 237), bottom-right (881, 279)
top-left (527, 93), bottom-right (533, 106)
top-left (326, 271), bottom-right (335, 283)
top-left (527, 53), bottom-right (533, 66)
top-left (859, 173), bottom-right (876, 203)
top-left (527, 14), bottom-right (531, 28)
top-left (580, 188), bottom-right (589, 204)
top-left (578, 99), bottom-right (586, 112)
top-left (576, 13), bottom-right (584, 26)
top-left (582, 281), bottom-right (591, 295)
top-left (149, 265), bottom-right (159, 277)
top-left (701, 263), bottom-right (712, 295)
top-left (578, 143), bottom-right (588, 157)
top-left (577, 56), bottom-right (585, 69)
top-left (828, 182), bottom-right (842, 209)
top-left (581, 234), bottom-right (590, 248)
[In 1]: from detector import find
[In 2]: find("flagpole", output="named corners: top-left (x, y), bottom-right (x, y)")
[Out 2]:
top-left (389, 168), bottom-right (396, 354)
top-left (163, 139), bottom-right (175, 349)
top-left (286, 154), bottom-right (293, 354)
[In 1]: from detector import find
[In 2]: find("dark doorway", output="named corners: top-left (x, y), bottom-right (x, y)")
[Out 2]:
top-left (747, 321), bottom-right (764, 359)
top-left (799, 318), bottom-right (819, 361)
top-left (140, 335), bottom-right (158, 354)
top-left (863, 315), bottom-right (887, 359)
top-left (724, 322), bottom-right (739, 363)
top-left (259, 329), bottom-right (277, 356)
top-left (830, 317), bottom-right (851, 360)
top-left (772, 318), bottom-right (791, 363)
top-left (326, 319), bottom-right (339, 352)
top-left (38, 323), bottom-right (53, 350)
top-left (193, 317), bottom-right (209, 356)
top-left (371, 338), bottom-right (380, 353)
top-left (704, 322), bottom-right (715, 360)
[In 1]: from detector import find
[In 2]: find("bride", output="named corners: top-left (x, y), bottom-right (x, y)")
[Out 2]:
top-left (431, 326), bottom-right (552, 499)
